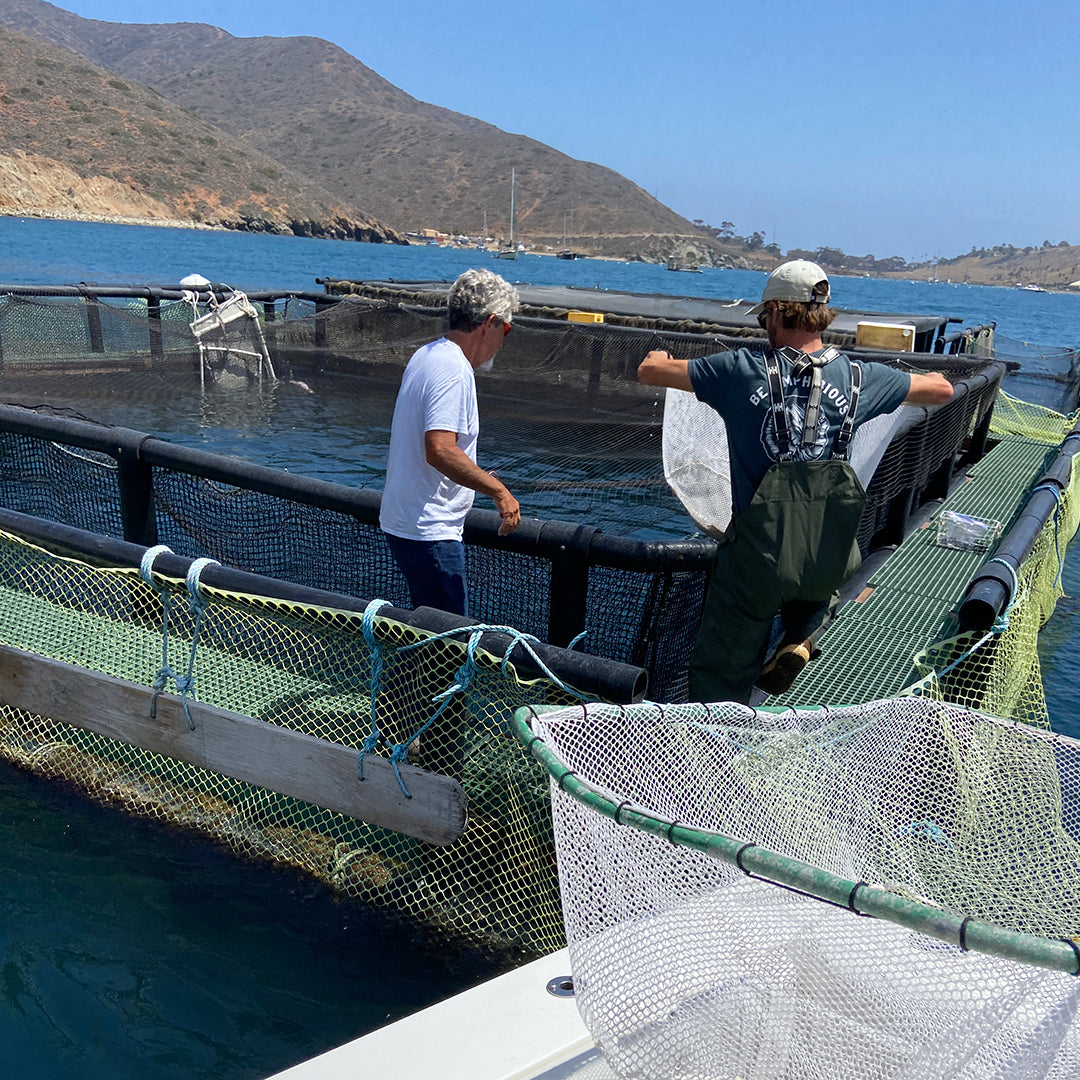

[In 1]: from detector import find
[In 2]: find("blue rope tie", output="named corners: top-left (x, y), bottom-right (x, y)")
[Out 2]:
top-left (142, 551), bottom-right (218, 730)
top-left (357, 599), bottom-right (392, 783)
top-left (356, 608), bottom-right (598, 799)
top-left (381, 630), bottom-right (487, 798)
top-left (1030, 482), bottom-right (1066, 588)
top-left (140, 545), bottom-right (177, 722)
top-left (172, 558), bottom-right (219, 729)
top-left (930, 629), bottom-right (997, 682)
top-left (393, 622), bottom-right (595, 702)
top-left (987, 555), bottom-right (1021, 633)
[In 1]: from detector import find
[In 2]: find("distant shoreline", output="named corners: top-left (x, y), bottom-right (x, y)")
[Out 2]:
top-left (1, 208), bottom-right (221, 231)
top-left (7, 212), bottom-right (1079, 290)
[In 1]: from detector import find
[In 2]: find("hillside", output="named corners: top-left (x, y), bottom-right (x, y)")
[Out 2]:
top-left (0, 0), bottom-right (743, 263)
top-left (919, 243), bottom-right (1080, 290)
top-left (0, 23), bottom-right (402, 242)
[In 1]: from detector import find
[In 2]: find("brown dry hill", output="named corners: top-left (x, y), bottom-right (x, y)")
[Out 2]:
top-left (923, 243), bottom-right (1080, 291)
top-left (0, 0), bottom-right (749, 263)
top-left (0, 21), bottom-right (400, 240)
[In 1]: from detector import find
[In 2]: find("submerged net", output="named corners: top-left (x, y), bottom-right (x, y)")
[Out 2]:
top-left (521, 697), bottom-right (1080, 1080)
top-left (0, 527), bottom-right (599, 955)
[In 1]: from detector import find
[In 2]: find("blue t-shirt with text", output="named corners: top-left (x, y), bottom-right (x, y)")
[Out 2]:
top-left (687, 346), bottom-right (911, 516)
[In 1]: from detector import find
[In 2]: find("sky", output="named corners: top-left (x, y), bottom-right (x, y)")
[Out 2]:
top-left (51, 0), bottom-right (1080, 262)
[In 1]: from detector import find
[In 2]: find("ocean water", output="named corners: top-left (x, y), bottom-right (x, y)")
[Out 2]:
top-left (1, 216), bottom-right (1079, 1079)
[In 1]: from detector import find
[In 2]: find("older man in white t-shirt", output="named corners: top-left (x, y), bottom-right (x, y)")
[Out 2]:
top-left (380, 269), bottom-right (521, 615)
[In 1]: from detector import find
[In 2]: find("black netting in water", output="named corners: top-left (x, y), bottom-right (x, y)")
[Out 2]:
top-left (152, 468), bottom-right (408, 601)
top-left (0, 431), bottom-right (124, 537)
top-left (467, 544), bottom-right (553, 643)
top-left (992, 334), bottom-right (1080, 413)
top-left (0, 292), bottom-right (200, 365)
top-left (584, 563), bottom-right (709, 703)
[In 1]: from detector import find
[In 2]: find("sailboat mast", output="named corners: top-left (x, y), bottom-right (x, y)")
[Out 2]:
top-left (509, 167), bottom-right (515, 246)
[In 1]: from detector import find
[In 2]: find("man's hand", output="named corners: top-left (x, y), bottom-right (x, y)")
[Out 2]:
top-left (637, 350), bottom-right (694, 391)
top-left (494, 488), bottom-right (521, 536)
top-left (425, 432), bottom-right (522, 534)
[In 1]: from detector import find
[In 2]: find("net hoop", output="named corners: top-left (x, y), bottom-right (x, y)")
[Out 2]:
top-left (512, 701), bottom-right (1080, 977)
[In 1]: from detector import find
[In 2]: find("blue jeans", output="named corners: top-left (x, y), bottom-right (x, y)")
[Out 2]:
top-left (384, 533), bottom-right (469, 616)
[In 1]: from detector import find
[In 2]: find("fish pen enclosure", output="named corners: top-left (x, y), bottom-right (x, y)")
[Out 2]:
top-left (0, 283), bottom-right (1006, 702)
top-left (0, 282), bottom-right (1073, 964)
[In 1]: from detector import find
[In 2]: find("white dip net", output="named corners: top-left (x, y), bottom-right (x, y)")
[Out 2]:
top-left (523, 697), bottom-right (1080, 1080)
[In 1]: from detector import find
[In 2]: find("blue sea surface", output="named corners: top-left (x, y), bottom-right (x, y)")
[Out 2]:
top-left (1, 216), bottom-right (1079, 1078)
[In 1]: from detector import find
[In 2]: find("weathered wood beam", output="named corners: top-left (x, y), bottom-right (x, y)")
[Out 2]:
top-left (0, 644), bottom-right (467, 846)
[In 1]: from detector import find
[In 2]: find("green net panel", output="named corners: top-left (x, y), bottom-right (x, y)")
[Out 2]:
top-left (0, 528), bottom-right (594, 956)
top-left (992, 389), bottom-right (1080, 444)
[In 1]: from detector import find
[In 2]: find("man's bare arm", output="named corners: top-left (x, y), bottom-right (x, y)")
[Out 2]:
top-left (637, 350), bottom-right (694, 392)
top-left (425, 430), bottom-right (521, 535)
top-left (904, 372), bottom-right (954, 406)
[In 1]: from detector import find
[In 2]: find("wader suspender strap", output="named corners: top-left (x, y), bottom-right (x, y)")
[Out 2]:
top-left (832, 362), bottom-right (862, 461)
top-left (763, 347), bottom-right (862, 461)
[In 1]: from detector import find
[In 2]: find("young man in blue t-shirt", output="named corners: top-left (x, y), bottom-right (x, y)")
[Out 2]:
top-left (638, 260), bottom-right (954, 703)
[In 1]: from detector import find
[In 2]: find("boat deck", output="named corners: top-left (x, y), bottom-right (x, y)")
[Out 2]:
top-left (265, 948), bottom-right (614, 1080)
top-left (770, 433), bottom-right (1054, 707)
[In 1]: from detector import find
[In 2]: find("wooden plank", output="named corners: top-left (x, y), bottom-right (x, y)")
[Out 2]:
top-left (0, 644), bottom-right (467, 846)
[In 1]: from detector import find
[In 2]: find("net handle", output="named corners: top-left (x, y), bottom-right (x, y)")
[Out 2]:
top-left (511, 703), bottom-right (1080, 978)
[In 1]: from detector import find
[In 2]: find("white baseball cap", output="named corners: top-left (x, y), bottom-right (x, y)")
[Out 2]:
top-left (748, 260), bottom-right (830, 314)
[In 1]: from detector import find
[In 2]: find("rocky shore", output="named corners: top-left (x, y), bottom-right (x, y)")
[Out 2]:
top-left (6, 206), bottom-right (219, 231)
top-left (0, 151), bottom-right (404, 245)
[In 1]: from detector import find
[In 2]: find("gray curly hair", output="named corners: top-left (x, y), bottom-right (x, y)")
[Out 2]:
top-left (448, 268), bottom-right (520, 331)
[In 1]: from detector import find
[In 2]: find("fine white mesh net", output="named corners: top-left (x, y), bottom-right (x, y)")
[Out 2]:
top-left (527, 698), bottom-right (1080, 1080)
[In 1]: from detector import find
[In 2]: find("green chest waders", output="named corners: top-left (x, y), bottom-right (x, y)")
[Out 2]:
top-left (689, 350), bottom-right (865, 704)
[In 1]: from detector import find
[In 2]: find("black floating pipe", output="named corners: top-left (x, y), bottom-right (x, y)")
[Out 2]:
top-left (83, 292), bottom-right (105, 354)
top-left (147, 295), bottom-right (163, 357)
top-left (115, 446), bottom-right (157, 547)
top-left (959, 428), bottom-right (1080, 631)
top-left (0, 404), bottom-right (152, 458)
top-left (0, 507), bottom-right (647, 705)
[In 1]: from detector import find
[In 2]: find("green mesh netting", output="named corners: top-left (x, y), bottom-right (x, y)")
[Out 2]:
top-left (0, 529), bottom-right (583, 955)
